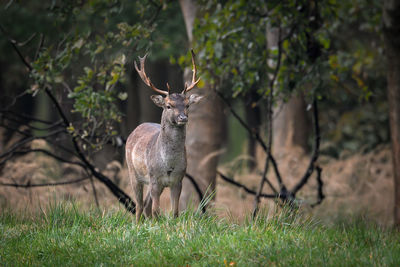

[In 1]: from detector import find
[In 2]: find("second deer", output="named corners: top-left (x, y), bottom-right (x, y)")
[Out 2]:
top-left (126, 50), bottom-right (202, 222)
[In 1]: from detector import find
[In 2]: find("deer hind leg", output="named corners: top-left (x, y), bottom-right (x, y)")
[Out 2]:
top-left (126, 156), bottom-right (143, 222)
top-left (170, 181), bottom-right (182, 218)
top-left (133, 182), bottom-right (144, 223)
top-left (143, 189), bottom-right (152, 218)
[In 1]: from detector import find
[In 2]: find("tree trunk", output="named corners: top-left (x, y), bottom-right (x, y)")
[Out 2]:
top-left (245, 90), bottom-right (261, 171)
top-left (272, 94), bottom-right (310, 156)
top-left (383, 0), bottom-right (400, 227)
top-left (0, 61), bottom-right (5, 170)
top-left (267, 25), bottom-right (310, 157)
top-left (179, 0), bottom-right (226, 209)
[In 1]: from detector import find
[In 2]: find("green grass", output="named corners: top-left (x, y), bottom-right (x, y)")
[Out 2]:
top-left (1, 203), bottom-right (400, 266)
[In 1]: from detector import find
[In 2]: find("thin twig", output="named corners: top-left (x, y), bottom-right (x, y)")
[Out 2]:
top-left (185, 173), bottom-right (206, 213)
top-left (310, 165), bottom-right (324, 208)
top-left (148, 0), bottom-right (163, 26)
top-left (185, 173), bottom-right (204, 202)
top-left (0, 148), bottom-right (86, 168)
top-left (0, 90), bottom-right (30, 111)
top-left (0, 123), bottom-right (32, 137)
top-left (2, 114), bottom-right (63, 131)
top-left (0, 110), bottom-right (56, 124)
top-left (292, 98), bottom-right (321, 195)
top-left (217, 171), bottom-right (279, 199)
top-left (0, 129), bottom-right (65, 160)
top-left (0, 121), bottom-right (78, 158)
top-left (89, 176), bottom-right (100, 209)
top-left (16, 33), bottom-right (37, 47)
top-left (0, 24), bottom-right (33, 71)
top-left (252, 83), bottom-right (274, 216)
top-left (252, 156), bottom-right (271, 217)
top-left (214, 90), bottom-right (284, 193)
top-left (268, 152), bottom-right (284, 188)
top-left (0, 177), bottom-right (90, 188)
top-left (252, 25), bottom-right (284, 218)
top-left (34, 33), bottom-right (44, 61)
top-left (215, 90), bottom-right (267, 151)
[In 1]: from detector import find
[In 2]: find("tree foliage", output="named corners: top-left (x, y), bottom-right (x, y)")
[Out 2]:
top-left (1, 0), bottom-right (160, 150)
top-left (190, 0), bottom-right (386, 154)
top-left (191, 0), bottom-right (383, 99)
top-left (191, 0), bottom-right (327, 100)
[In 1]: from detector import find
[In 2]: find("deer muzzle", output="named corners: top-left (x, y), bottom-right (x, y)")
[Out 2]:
top-left (176, 114), bottom-right (188, 125)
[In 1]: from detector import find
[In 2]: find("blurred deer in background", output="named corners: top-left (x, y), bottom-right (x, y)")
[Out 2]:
top-left (126, 50), bottom-right (202, 222)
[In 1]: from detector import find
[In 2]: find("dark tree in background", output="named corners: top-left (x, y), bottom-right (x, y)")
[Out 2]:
top-left (383, 0), bottom-right (400, 227)
top-left (179, 0), bottom-right (227, 210)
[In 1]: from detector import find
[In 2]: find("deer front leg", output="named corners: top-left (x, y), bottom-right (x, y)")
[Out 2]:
top-left (150, 183), bottom-right (162, 219)
top-left (170, 181), bottom-right (182, 218)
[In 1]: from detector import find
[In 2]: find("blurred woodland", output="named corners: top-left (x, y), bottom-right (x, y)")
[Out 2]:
top-left (0, 0), bottom-right (399, 226)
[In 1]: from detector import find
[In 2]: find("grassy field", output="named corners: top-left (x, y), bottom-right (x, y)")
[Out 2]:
top-left (1, 203), bottom-right (399, 266)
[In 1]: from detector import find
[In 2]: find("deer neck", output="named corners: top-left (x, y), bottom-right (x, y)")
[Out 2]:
top-left (156, 115), bottom-right (186, 161)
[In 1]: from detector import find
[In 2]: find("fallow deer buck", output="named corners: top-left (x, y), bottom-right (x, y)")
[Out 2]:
top-left (126, 50), bottom-right (202, 222)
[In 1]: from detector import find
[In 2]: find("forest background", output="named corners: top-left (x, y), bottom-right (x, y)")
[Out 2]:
top-left (0, 0), bottom-right (399, 227)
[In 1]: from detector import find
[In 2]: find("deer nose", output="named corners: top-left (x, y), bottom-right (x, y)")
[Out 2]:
top-left (177, 114), bottom-right (188, 122)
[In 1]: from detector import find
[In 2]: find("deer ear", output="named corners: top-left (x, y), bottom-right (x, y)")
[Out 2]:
top-left (188, 94), bottom-right (203, 105)
top-left (150, 95), bottom-right (165, 107)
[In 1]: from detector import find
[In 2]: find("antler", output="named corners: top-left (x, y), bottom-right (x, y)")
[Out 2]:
top-left (134, 54), bottom-right (169, 96)
top-left (182, 49), bottom-right (200, 94)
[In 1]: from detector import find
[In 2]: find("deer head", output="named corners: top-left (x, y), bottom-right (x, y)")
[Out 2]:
top-left (134, 50), bottom-right (203, 127)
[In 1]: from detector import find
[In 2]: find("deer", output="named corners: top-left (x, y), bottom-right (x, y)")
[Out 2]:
top-left (126, 50), bottom-right (202, 222)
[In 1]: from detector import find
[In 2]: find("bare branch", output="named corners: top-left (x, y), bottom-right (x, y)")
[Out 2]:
top-left (217, 171), bottom-right (278, 199)
top-left (0, 109), bottom-right (56, 125)
top-left (0, 90), bottom-right (30, 111)
top-left (4, 0), bottom-right (14, 10)
top-left (1, 114), bottom-right (63, 131)
top-left (16, 33), bottom-right (37, 47)
top-left (253, 90), bottom-right (276, 216)
top-left (0, 121), bottom-right (78, 158)
top-left (0, 148), bottom-right (86, 169)
top-left (147, 1), bottom-right (163, 26)
top-left (89, 176), bottom-right (100, 209)
top-left (310, 165), bottom-right (324, 208)
top-left (215, 90), bottom-right (267, 151)
top-left (0, 177), bottom-right (90, 188)
top-left (252, 26), bottom-right (285, 217)
top-left (0, 23), bottom-right (33, 71)
top-left (185, 173), bottom-right (205, 213)
top-left (34, 33), bottom-right (44, 61)
top-left (44, 87), bottom-right (136, 214)
top-left (214, 89), bottom-right (282, 191)
top-left (291, 98), bottom-right (321, 195)
top-left (0, 123), bottom-right (32, 137)
top-left (0, 129), bottom-right (65, 161)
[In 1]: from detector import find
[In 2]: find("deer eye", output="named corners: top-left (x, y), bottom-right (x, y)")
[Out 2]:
top-left (166, 105), bottom-right (171, 109)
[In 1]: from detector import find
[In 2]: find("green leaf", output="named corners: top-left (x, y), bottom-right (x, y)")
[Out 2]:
top-left (118, 92), bottom-right (128, 101)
